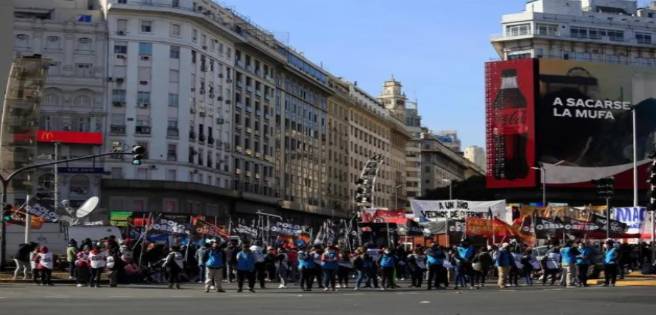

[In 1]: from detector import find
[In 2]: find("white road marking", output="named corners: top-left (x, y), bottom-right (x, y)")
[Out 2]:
top-left (419, 300), bottom-right (431, 304)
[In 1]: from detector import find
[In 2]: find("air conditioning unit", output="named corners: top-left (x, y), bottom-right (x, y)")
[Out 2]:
top-left (216, 118), bottom-right (224, 124)
top-left (141, 55), bottom-right (150, 61)
top-left (202, 45), bottom-right (207, 50)
top-left (116, 54), bottom-right (126, 59)
top-left (112, 101), bottom-right (125, 107)
top-left (117, 30), bottom-right (126, 36)
top-left (116, 78), bottom-right (124, 84)
top-left (235, 168), bottom-right (241, 175)
top-left (138, 103), bottom-right (149, 108)
top-left (107, 77), bottom-right (113, 82)
top-left (217, 96), bottom-right (223, 101)
top-left (139, 80), bottom-right (148, 85)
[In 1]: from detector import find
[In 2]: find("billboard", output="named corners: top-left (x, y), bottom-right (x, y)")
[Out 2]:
top-left (486, 58), bottom-right (656, 189)
top-left (536, 59), bottom-right (655, 188)
top-left (485, 59), bottom-right (537, 188)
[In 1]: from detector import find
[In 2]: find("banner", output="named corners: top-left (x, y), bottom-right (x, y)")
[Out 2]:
top-left (410, 199), bottom-right (508, 223)
top-left (150, 218), bottom-right (190, 235)
top-left (612, 207), bottom-right (647, 236)
top-left (466, 217), bottom-right (535, 245)
top-left (193, 218), bottom-right (229, 239)
top-left (233, 224), bottom-right (258, 239)
top-left (360, 209), bottom-right (408, 225)
top-left (3, 205), bottom-right (44, 229)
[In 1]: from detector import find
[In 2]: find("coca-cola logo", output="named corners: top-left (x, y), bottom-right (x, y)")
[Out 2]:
top-left (501, 109), bottom-right (526, 126)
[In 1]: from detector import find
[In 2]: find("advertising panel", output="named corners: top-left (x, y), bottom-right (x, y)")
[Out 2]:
top-left (536, 59), bottom-right (656, 188)
top-left (485, 59), bottom-right (537, 188)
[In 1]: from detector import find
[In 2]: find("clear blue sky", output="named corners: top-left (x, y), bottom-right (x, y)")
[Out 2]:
top-left (220, 0), bottom-right (651, 148)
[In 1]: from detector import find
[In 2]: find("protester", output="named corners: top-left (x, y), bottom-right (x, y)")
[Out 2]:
top-left (337, 249), bottom-right (352, 289)
top-left (560, 241), bottom-right (578, 287)
top-left (75, 247), bottom-right (91, 287)
top-left (107, 248), bottom-right (121, 287)
top-left (407, 247), bottom-right (426, 288)
top-left (509, 247), bottom-right (522, 287)
top-left (13, 242), bottom-right (34, 280)
top-left (276, 247), bottom-right (290, 288)
top-left (264, 246), bottom-right (277, 282)
top-left (163, 246), bottom-right (184, 289)
top-left (495, 243), bottom-right (512, 289)
top-left (576, 241), bottom-right (592, 287)
top-left (321, 245), bottom-right (339, 291)
top-left (89, 245), bottom-right (107, 288)
top-left (520, 249), bottom-right (535, 286)
top-left (473, 246), bottom-right (493, 288)
top-left (542, 247), bottom-right (561, 286)
top-left (225, 240), bottom-right (239, 283)
top-left (457, 240), bottom-right (476, 289)
top-left (425, 244), bottom-right (446, 290)
top-left (195, 242), bottom-right (209, 284)
top-left (250, 241), bottom-right (266, 289)
top-left (603, 240), bottom-right (619, 287)
top-left (66, 240), bottom-right (78, 280)
top-left (36, 246), bottom-right (54, 286)
top-left (30, 246), bottom-right (40, 284)
top-left (236, 243), bottom-right (256, 293)
top-left (312, 245), bottom-right (325, 288)
top-left (204, 240), bottom-right (226, 293)
top-left (298, 246), bottom-right (315, 291)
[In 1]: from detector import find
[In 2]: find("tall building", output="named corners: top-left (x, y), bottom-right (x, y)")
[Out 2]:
top-left (12, 0), bottom-right (107, 209)
top-left (464, 145), bottom-right (486, 172)
top-left (326, 78), bottom-right (351, 215)
top-left (492, 0), bottom-right (656, 63)
top-left (404, 100), bottom-right (422, 200)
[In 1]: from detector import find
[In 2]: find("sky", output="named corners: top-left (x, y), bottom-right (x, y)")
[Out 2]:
top-left (219, 0), bottom-right (652, 148)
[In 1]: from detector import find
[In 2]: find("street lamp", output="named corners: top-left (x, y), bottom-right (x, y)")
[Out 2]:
top-left (630, 104), bottom-right (639, 207)
top-left (531, 160), bottom-right (565, 207)
top-left (442, 179), bottom-right (453, 200)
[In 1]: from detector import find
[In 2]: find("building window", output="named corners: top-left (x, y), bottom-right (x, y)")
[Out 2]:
top-left (139, 42), bottom-right (152, 56)
top-left (114, 43), bottom-right (127, 54)
top-left (506, 24), bottom-right (531, 37)
top-left (170, 46), bottom-right (180, 59)
top-left (77, 37), bottom-right (92, 51)
top-left (45, 36), bottom-right (61, 50)
top-left (141, 20), bottom-right (152, 33)
top-left (607, 30), bottom-right (624, 42)
top-left (167, 144), bottom-right (177, 161)
top-left (117, 19), bottom-right (127, 34)
top-left (570, 27), bottom-right (588, 39)
top-left (536, 24), bottom-right (557, 36)
top-left (137, 91), bottom-right (150, 106)
top-left (168, 93), bottom-right (179, 107)
top-left (170, 23), bottom-right (181, 37)
top-left (637, 33), bottom-right (651, 44)
top-left (169, 69), bottom-right (179, 83)
top-left (75, 63), bottom-right (93, 77)
top-left (192, 29), bottom-right (198, 42)
top-left (112, 89), bottom-right (126, 103)
top-left (166, 169), bottom-right (177, 180)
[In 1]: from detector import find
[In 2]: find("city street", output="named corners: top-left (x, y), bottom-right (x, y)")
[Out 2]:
top-left (0, 283), bottom-right (655, 315)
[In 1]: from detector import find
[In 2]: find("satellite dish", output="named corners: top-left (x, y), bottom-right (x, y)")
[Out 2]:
top-left (75, 196), bottom-right (99, 218)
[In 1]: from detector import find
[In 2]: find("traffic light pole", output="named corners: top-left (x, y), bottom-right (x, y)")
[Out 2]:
top-left (606, 197), bottom-right (611, 240)
top-left (0, 150), bottom-right (136, 269)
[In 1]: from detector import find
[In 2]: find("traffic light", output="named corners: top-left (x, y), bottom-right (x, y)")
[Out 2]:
top-left (2, 205), bottom-right (13, 222)
top-left (131, 145), bottom-right (145, 166)
top-left (648, 155), bottom-right (656, 211)
top-left (594, 177), bottom-right (615, 199)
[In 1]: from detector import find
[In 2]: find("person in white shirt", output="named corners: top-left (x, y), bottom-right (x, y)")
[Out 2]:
top-left (88, 245), bottom-right (107, 288)
top-left (164, 246), bottom-right (185, 289)
top-left (37, 246), bottom-right (54, 286)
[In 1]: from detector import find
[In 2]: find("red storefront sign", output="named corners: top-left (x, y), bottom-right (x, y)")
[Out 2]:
top-left (36, 130), bottom-right (103, 145)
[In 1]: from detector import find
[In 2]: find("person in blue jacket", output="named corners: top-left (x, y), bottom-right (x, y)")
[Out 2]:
top-left (560, 240), bottom-right (579, 287)
top-left (603, 240), bottom-right (619, 287)
top-left (425, 244), bottom-right (445, 290)
top-left (204, 241), bottom-right (226, 293)
top-left (575, 241), bottom-right (592, 287)
top-left (495, 243), bottom-right (512, 289)
top-left (236, 242), bottom-right (256, 293)
top-left (298, 247), bottom-right (316, 291)
top-left (457, 239), bottom-right (476, 288)
top-left (378, 248), bottom-right (397, 290)
top-left (321, 245), bottom-right (339, 291)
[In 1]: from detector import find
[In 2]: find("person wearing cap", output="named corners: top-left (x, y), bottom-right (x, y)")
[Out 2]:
top-left (495, 243), bottom-right (512, 289)
top-left (249, 241), bottom-right (266, 289)
top-left (576, 241), bottom-right (592, 287)
top-left (36, 246), bottom-right (54, 286)
top-left (297, 246), bottom-right (316, 291)
top-left (457, 239), bottom-right (476, 289)
top-left (603, 240), bottom-right (619, 287)
top-left (66, 240), bottom-right (78, 280)
top-left (195, 242), bottom-right (209, 284)
top-left (204, 240), bottom-right (226, 293)
top-left (560, 240), bottom-right (578, 288)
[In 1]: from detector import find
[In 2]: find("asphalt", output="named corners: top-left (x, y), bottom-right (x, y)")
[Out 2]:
top-left (0, 282), bottom-right (655, 315)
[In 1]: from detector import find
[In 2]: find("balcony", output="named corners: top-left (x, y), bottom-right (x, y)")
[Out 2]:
top-left (208, 137), bottom-right (215, 145)
top-left (135, 126), bottom-right (151, 135)
top-left (167, 127), bottom-right (179, 138)
top-left (110, 125), bottom-right (126, 135)
top-left (199, 134), bottom-right (206, 142)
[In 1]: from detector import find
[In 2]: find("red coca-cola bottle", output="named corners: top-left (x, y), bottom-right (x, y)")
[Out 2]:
top-left (493, 69), bottom-right (528, 180)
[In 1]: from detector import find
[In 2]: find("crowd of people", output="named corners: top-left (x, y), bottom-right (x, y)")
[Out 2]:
top-left (11, 236), bottom-right (656, 292)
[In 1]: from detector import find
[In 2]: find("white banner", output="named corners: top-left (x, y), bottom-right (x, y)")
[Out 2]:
top-left (410, 199), bottom-right (508, 223)
top-left (612, 207), bottom-right (647, 236)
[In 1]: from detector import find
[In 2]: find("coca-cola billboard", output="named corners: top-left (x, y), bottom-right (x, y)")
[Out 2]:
top-left (486, 59), bottom-right (537, 188)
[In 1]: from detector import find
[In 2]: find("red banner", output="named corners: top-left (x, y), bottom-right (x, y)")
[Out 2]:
top-left (360, 210), bottom-right (408, 225)
top-left (36, 130), bottom-right (103, 145)
top-left (466, 217), bottom-right (535, 245)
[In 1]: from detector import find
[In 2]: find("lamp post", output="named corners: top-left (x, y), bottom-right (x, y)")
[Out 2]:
top-left (531, 160), bottom-right (565, 207)
top-left (631, 104), bottom-right (638, 207)
top-left (442, 179), bottom-right (453, 200)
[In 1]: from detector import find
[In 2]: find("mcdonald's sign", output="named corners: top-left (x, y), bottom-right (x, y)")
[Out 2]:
top-left (36, 130), bottom-right (103, 145)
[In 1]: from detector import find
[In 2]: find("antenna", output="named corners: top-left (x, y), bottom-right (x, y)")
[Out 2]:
top-left (75, 196), bottom-right (99, 218)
